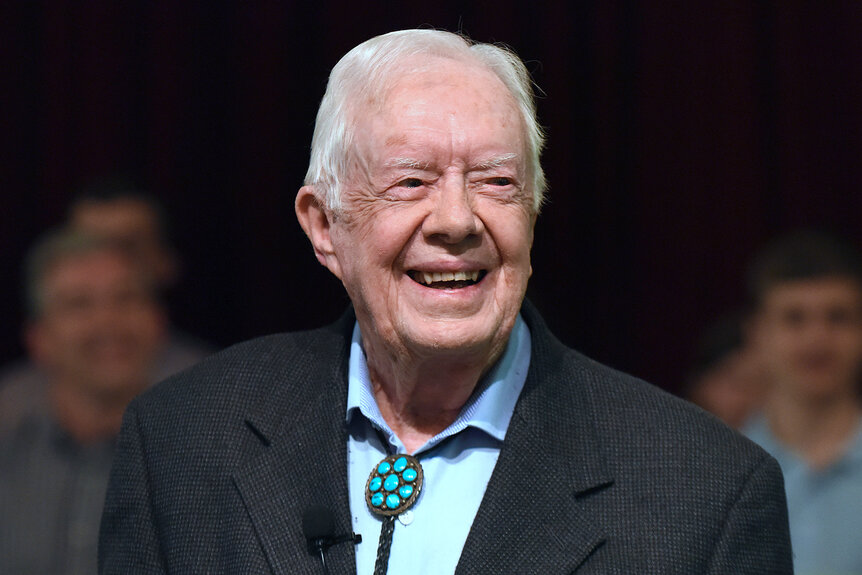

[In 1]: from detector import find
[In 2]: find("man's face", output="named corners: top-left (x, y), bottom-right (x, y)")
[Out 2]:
top-left (689, 349), bottom-right (768, 429)
top-left (313, 58), bottom-right (535, 365)
top-left (751, 278), bottom-right (862, 401)
top-left (70, 199), bottom-right (176, 288)
top-left (28, 250), bottom-right (165, 401)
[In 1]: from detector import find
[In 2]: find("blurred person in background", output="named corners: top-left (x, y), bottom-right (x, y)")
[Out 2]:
top-left (0, 177), bottom-right (212, 395)
top-left (744, 231), bottom-right (862, 575)
top-left (0, 229), bottom-right (166, 575)
top-left (67, 176), bottom-right (213, 375)
top-left (685, 312), bottom-right (769, 429)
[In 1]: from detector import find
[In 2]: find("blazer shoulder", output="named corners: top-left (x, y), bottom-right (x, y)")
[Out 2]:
top-left (565, 346), bottom-right (775, 479)
top-left (130, 319), bottom-right (351, 423)
top-left (521, 303), bottom-right (773, 479)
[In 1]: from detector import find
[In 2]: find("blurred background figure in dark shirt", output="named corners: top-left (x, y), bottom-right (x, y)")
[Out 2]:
top-left (743, 230), bottom-right (862, 575)
top-left (68, 178), bottom-right (180, 299)
top-left (67, 176), bottom-right (213, 374)
top-left (0, 229), bottom-right (166, 575)
top-left (685, 312), bottom-right (769, 429)
top-left (0, 177), bottom-right (213, 394)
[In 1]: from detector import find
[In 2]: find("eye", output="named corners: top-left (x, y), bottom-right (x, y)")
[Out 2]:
top-left (780, 308), bottom-right (806, 328)
top-left (398, 178), bottom-right (424, 188)
top-left (488, 177), bottom-right (511, 186)
top-left (827, 307), bottom-right (856, 327)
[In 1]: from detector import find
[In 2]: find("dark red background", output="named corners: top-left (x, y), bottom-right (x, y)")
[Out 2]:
top-left (2, 2), bottom-right (861, 395)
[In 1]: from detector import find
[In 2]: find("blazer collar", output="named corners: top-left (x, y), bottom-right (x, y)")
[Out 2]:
top-left (233, 309), bottom-right (358, 575)
top-left (456, 300), bottom-right (614, 574)
top-left (232, 302), bottom-right (614, 574)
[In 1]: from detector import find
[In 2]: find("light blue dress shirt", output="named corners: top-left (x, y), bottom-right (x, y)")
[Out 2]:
top-left (346, 315), bottom-right (531, 575)
top-left (745, 416), bottom-right (862, 575)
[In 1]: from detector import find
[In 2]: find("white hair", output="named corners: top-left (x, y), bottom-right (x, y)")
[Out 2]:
top-left (303, 29), bottom-right (547, 213)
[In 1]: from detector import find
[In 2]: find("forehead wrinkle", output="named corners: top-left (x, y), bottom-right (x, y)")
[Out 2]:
top-left (366, 71), bottom-right (525, 178)
top-left (383, 132), bottom-right (410, 148)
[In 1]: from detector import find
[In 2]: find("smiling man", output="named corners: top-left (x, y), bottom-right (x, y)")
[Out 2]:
top-left (100, 30), bottom-right (792, 574)
top-left (744, 231), bottom-right (862, 574)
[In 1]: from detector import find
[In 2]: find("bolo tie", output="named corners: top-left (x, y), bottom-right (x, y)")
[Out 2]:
top-left (364, 453), bottom-right (424, 575)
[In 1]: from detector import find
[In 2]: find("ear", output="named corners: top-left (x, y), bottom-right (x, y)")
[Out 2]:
top-left (741, 313), bottom-right (756, 345)
top-left (154, 247), bottom-right (180, 288)
top-left (295, 185), bottom-right (343, 280)
top-left (745, 312), bottom-right (768, 352)
top-left (24, 320), bottom-right (52, 367)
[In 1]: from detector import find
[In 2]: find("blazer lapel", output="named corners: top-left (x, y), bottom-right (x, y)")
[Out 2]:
top-left (232, 316), bottom-right (357, 575)
top-left (227, 304), bottom-right (612, 574)
top-left (456, 305), bottom-right (614, 574)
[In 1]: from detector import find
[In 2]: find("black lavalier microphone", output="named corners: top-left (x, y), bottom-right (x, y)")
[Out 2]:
top-left (302, 505), bottom-right (362, 575)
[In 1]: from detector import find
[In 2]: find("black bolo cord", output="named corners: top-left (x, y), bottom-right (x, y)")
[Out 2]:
top-left (365, 435), bottom-right (428, 575)
top-left (372, 515), bottom-right (397, 575)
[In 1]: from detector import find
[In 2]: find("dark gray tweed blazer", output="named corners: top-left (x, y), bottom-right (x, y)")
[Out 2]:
top-left (99, 303), bottom-right (792, 574)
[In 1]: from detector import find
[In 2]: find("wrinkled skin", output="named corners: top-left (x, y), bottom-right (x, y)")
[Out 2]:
top-left (296, 57), bottom-right (536, 446)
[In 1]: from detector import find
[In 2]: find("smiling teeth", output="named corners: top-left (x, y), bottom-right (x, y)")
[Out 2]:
top-left (418, 270), bottom-right (479, 284)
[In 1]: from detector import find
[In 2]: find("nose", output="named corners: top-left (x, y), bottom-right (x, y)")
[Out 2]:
top-left (421, 175), bottom-right (483, 244)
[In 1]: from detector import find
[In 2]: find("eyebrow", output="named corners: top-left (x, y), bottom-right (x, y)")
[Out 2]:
top-left (384, 157), bottom-right (431, 170)
top-left (473, 153), bottom-right (518, 170)
top-left (384, 153), bottom-right (519, 171)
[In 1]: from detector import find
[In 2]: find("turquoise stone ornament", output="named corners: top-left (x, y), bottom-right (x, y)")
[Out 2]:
top-left (369, 477), bottom-right (382, 492)
top-left (386, 494), bottom-right (401, 509)
top-left (383, 474), bottom-right (399, 492)
top-left (365, 453), bottom-right (424, 517)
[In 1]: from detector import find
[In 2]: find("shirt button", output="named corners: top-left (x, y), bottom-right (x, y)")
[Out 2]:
top-left (398, 510), bottom-right (414, 526)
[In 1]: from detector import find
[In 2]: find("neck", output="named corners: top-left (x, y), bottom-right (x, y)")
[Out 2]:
top-left (50, 380), bottom-right (143, 444)
top-left (365, 344), bottom-right (499, 454)
top-left (764, 385), bottom-right (861, 468)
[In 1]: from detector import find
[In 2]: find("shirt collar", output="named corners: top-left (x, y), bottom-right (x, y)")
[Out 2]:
top-left (746, 414), bottom-right (862, 470)
top-left (844, 420), bottom-right (862, 466)
top-left (346, 314), bottom-right (531, 454)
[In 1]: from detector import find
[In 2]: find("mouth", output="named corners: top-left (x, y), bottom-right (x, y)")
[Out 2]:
top-left (407, 269), bottom-right (486, 289)
top-left (798, 353), bottom-right (836, 371)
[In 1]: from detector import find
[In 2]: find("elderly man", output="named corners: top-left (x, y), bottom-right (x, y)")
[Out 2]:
top-left (100, 30), bottom-right (792, 574)
top-left (0, 230), bottom-right (165, 575)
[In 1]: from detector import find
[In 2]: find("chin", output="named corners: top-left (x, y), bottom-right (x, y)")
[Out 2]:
top-left (398, 315), bottom-right (512, 358)
top-left (89, 369), bottom-right (147, 395)
top-left (795, 376), bottom-right (853, 399)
